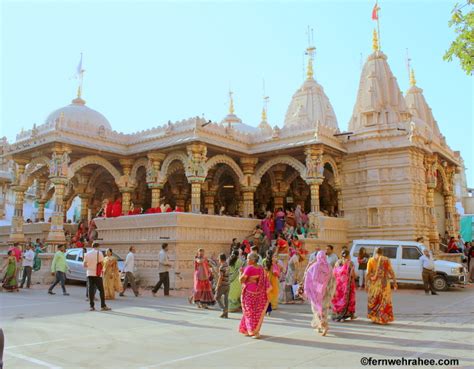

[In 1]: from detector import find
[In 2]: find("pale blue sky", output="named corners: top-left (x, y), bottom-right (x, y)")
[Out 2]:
top-left (1, 0), bottom-right (472, 185)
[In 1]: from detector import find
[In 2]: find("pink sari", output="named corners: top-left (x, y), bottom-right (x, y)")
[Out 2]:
top-left (304, 251), bottom-right (335, 330)
top-left (239, 265), bottom-right (269, 336)
top-left (193, 257), bottom-right (215, 305)
top-left (331, 260), bottom-right (356, 321)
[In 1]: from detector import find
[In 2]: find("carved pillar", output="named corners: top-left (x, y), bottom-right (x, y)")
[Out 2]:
top-left (120, 190), bottom-right (132, 215)
top-left (146, 152), bottom-right (166, 208)
top-left (335, 182), bottom-right (343, 217)
top-left (118, 159), bottom-right (136, 215)
top-left (305, 146), bottom-right (325, 214)
top-left (204, 191), bottom-right (216, 214)
top-left (10, 185), bottom-right (27, 242)
top-left (189, 182), bottom-right (201, 213)
top-left (186, 143), bottom-right (207, 214)
top-left (47, 147), bottom-right (70, 243)
top-left (176, 193), bottom-right (186, 209)
top-left (272, 164), bottom-right (288, 210)
top-left (79, 194), bottom-right (91, 221)
top-left (240, 157), bottom-right (258, 217)
top-left (37, 200), bottom-right (46, 221)
top-left (242, 187), bottom-right (256, 218)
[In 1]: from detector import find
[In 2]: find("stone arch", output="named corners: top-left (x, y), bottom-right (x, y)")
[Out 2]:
top-left (435, 164), bottom-right (449, 193)
top-left (322, 155), bottom-right (340, 184)
top-left (205, 155), bottom-right (245, 185)
top-left (68, 155), bottom-right (122, 182)
top-left (130, 157), bottom-right (149, 181)
top-left (159, 151), bottom-right (188, 182)
top-left (24, 156), bottom-right (50, 177)
top-left (211, 164), bottom-right (242, 191)
top-left (254, 156), bottom-right (306, 184)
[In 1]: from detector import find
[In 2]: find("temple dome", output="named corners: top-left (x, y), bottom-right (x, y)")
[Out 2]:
top-left (45, 96), bottom-right (112, 130)
top-left (348, 50), bottom-right (410, 131)
top-left (405, 72), bottom-right (441, 142)
top-left (284, 77), bottom-right (339, 131)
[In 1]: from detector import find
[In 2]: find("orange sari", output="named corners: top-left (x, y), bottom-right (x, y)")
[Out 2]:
top-left (366, 255), bottom-right (396, 324)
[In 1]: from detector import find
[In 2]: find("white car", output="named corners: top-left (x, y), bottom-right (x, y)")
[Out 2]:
top-left (350, 240), bottom-right (467, 291)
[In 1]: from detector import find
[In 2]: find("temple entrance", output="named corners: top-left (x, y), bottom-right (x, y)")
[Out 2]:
top-left (162, 167), bottom-right (190, 210)
top-left (213, 165), bottom-right (241, 216)
top-left (132, 166), bottom-right (151, 210)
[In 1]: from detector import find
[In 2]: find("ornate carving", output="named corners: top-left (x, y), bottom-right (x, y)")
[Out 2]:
top-left (253, 156), bottom-right (306, 186)
top-left (205, 155), bottom-right (245, 185)
top-left (49, 152), bottom-right (70, 178)
top-left (68, 155), bottom-right (122, 182)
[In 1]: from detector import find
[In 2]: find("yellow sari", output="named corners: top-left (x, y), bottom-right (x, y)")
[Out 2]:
top-left (103, 256), bottom-right (122, 300)
top-left (265, 260), bottom-right (281, 310)
top-left (366, 255), bottom-right (396, 324)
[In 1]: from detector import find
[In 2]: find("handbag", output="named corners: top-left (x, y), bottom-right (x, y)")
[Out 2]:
top-left (96, 251), bottom-right (103, 276)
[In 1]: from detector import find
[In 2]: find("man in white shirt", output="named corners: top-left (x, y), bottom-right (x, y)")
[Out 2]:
top-left (20, 244), bottom-right (35, 288)
top-left (419, 249), bottom-right (438, 296)
top-left (120, 246), bottom-right (139, 297)
top-left (83, 242), bottom-right (111, 311)
top-left (326, 245), bottom-right (338, 267)
top-left (152, 243), bottom-right (172, 297)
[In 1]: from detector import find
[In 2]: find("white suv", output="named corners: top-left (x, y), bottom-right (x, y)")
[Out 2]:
top-left (350, 240), bottom-right (467, 291)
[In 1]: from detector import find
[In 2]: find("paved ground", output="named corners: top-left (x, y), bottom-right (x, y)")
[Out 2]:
top-left (1, 283), bottom-right (473, 369)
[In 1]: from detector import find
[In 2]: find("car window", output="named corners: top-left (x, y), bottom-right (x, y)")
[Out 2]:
top-left (402, 247), bottom-right (422, 260)
top-left (354, 245), bottom-right (377, 257)
top-left (382, 247), bottom-right (398, 259)
top-left (66, 251), bottom-right (78, 261)
top-left (113, 253), bottom-right (123, 261)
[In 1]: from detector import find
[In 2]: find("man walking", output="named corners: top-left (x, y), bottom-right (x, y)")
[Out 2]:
top-left (83, 242), bottom-right (111, 311)
top-left (20, 243), bottom-right (35, 288)
top-left (420, 249), bottom-right (438, 295)
top-left (120, 246), bottom-right (139, 297)
top-left (214, 253), bottom-right (230, 318)
top-left (152, 243), bottom-right (172, 297)
top-left (48, 245), bottom-right (69, 296)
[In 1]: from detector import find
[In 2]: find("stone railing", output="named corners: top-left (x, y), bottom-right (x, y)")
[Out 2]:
top-left (0, 223), bottom-right (78, 247)
top-left (94, 213), bottom-right (259, 288)
top-left (304, 215), bottom-right (349, 254)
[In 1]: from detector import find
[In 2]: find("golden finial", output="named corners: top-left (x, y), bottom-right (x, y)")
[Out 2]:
top-left (228, 90), bottom-right (235, 114)
top-left (306, 47), bottom-right (315, 79)
top-left (77, 85), bottom-right (82, 98)
top-left (410, 68), bottom-right (416, 87)
top-left (261, 107), bottom-right (267, 122)
top-left (372, 29), bottom-right (379, 52)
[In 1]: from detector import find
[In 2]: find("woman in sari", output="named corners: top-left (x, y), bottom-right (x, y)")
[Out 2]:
top-left (228, 250), bottom-right (244, 312)
top-left (366, 247), bottom-right (397, 324)
top-left (2, 251), bottom-right (19, 292)
top-left (239, 253), bottom-right (271, 339)
top-left (193, 248), bottom-right (215, 308)
top-left (103, 248), bottom-right (122, 300)
top-left (33, 240), bottom-right (46, 272)
top-left (261, 212), bottom-right (274, 243)
top-left (304, 251), bottom-right (335, 336)
top-left (263, 250), bottom-right (280, 314)
top-left (274, 208), bottom-right (286, 235)
top-left (331, 250), bottom-right (357, 321)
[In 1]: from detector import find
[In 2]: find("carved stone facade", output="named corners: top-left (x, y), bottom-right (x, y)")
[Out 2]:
top-left (0, 33), bottom-right (464, 255)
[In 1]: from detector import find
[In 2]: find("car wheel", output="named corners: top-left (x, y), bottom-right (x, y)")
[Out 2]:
top-left (433, 275), bottom-right (448, 291)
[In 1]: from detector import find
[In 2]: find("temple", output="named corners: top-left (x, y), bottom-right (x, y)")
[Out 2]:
top-left (0, 30), bottom-right (469, 285)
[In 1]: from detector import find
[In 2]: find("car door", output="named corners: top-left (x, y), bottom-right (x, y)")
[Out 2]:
top-left (65, 250), bottom-right (79, 279)
top-left (399, 246), bottom-right (423, 281)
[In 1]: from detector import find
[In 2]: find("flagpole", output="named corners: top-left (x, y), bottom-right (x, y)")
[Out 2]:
top-left (377, 2), bottom-right (381, 50)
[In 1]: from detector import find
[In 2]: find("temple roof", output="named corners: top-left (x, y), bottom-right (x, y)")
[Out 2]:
top-left (348, 47), bottom-right (409, 131)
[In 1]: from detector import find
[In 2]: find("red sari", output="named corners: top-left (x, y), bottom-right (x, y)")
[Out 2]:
top-left (193, 257), bottom-right (215, 305)
top-left (239, 265), bottom-right (270, 336)
top-left (331, 260), bottom-right (356, 321)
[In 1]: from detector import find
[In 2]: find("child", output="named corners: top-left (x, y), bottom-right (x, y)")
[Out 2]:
top-left (214, 253), bottom-right (230, 318)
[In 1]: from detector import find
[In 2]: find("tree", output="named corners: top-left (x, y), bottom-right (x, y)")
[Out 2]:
top-left (443, 1), bottom-right (474, 75)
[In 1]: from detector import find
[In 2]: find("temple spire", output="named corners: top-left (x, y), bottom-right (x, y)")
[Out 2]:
top-left (74, 53), bottom-right (85, 99)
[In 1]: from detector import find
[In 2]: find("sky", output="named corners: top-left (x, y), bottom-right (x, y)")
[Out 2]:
top-left (1, 0), bottom-right (472, 185)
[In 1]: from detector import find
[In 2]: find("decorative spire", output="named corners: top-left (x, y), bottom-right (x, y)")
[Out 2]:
top-left (372, 29), bottom-right (380, 52)
top-left (77, 85), bottom-right (82, 99)
top-left (410, 68), bottom-right (416, 87)
top-left (261, 107), bottom-right (267, 122)
top-left (228, 90), bottom-right (235, 114)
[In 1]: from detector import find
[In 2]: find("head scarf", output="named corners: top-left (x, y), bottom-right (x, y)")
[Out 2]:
top-left (304, 251), bottom-right (332, 314)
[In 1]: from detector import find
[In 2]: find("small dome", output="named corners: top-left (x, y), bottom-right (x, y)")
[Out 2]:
top-left (284, 78), bottom-right (338, 131)
top-left (45, 97), bottom-right (112, 130)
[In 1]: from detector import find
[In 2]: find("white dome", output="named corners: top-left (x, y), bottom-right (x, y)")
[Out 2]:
top-left (284, 78), bottom-right (339, 131)
top-left (45, 97), bottom-right (112, 130)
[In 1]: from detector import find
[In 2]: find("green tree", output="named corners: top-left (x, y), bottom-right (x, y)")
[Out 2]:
top-left (443, 1), bottom-right (474, 75)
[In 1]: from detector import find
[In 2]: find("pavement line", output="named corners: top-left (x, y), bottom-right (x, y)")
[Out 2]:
top-left (5, 351), bottom-right (63, 369)
top-left (140, 329), bottom-right (301, 369)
